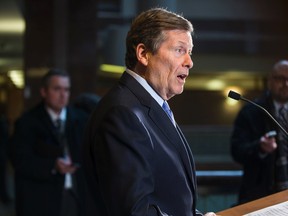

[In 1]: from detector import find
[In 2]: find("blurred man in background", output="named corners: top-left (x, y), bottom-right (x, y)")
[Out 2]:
top-left (231, 60), bottom-right (288, 204)
top-left (10, 68), bottom-right (88, 216)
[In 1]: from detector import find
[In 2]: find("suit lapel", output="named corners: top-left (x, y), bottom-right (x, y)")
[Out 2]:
top-left (150, 106), bottom-right (195, 185)
top-left (175, 125), bottom-right (197, 191)
top-left (120, 72), bottom-right (196, 190)
top-left (39, 104), bottom-right (60, 144)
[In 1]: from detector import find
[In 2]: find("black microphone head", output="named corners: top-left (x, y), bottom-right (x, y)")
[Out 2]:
top-left (228, 90), bottom-right (241, 100)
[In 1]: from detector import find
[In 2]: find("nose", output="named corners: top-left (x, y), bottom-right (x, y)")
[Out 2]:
top-left (184, 53), bottom-right (193, 69)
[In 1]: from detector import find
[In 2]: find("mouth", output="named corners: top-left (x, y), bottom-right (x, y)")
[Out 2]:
top-left (177, 74), bottom-right (188, 81)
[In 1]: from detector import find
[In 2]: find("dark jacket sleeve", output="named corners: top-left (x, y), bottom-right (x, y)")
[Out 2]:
top-left (230, 103), bottom-right (271, 165)
top-left (10, 109), bottom-right (62, 180)
top-left (94, 106), bottom-right (157, 215)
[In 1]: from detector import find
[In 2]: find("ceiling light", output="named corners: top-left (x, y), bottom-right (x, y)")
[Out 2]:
top-left (8, 70), bottom-right (24, 88)
top-left (206, 79), bottom-right (225, 90)
top-left (0, 19), bottom-right (25, 33)
top-left (100, 64), bottom-right (125, 74)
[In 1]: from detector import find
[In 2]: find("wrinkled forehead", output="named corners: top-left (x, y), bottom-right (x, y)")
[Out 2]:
top-left (163, 30), bottom-right (193, 46)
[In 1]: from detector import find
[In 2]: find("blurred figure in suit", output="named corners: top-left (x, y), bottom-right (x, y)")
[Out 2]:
top-left (73, 93), bottom-right (101, 115)
top-left (231, 60), bottom-right (288, 204)
top-left (0, 104), bottom-right (11, 205)
top-left (10, 68), bottom-right (88, 216)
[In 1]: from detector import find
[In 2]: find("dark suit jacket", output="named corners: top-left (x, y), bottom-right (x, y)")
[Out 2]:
top-left (230, 91), bottom-right (280, 204)
top-left (83, 72), bottom-right (201, 216)
top-left (10, 102), bottom-right (88, 216)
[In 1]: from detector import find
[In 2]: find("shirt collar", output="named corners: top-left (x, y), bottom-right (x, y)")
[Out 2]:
top-left (126, 69), bottom-right (164, 107)
top-left (46, 106), bottom-right (67, 123)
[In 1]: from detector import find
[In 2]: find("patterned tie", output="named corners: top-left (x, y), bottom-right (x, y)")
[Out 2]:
top-left (278, 107), bottom-right (288, 155)
top-left (279, 107), bottom-right (288, 132)
top-left (162, 101), bottom-right (175, 126)
top-left (275, 106), bottom-right (288, 191)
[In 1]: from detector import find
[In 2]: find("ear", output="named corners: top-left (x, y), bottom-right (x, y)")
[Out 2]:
top-left (136, 43), bottom-right (149, 66)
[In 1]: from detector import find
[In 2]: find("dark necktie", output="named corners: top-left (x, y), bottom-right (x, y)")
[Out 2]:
top-left (55, 119), bottom-right (65, 144)
top-left (55, 119), bottom-right (63, 133)
top-left (55, 118), bottom-right (73, 189)
top-left (162, 101), bottom-right (175, 126)
top-left (275, 106), bottom-right (288, 191)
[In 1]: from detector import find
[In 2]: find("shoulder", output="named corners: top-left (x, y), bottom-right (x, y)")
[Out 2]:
top-left (16, 103), bottom-right (44, 122)
top-left (67, 106), bottom-right (89, 121)
top-left (236, 96), bottom-right (271, 125)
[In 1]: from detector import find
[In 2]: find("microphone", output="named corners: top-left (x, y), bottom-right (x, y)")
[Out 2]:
top-left (228, 90), bottom-right (288, 137)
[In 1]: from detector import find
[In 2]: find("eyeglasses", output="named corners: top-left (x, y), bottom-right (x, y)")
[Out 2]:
top-left (272, 75), bottom-right (288, 84)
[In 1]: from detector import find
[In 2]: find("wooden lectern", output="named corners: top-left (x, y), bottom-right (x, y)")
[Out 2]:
top-left (216, 189), bottom-right (288, 215)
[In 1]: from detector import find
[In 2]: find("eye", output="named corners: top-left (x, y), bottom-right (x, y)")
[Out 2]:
top-left (175, 47), bottom-right (185, 55)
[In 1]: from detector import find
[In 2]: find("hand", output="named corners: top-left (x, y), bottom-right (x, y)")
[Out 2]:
top-left (55, 158), bottom-right (78, 174)
top-left (260, 134), bottom-right (277, 153)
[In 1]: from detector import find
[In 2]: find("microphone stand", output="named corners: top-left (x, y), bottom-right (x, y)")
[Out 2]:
top-left (229, 90), bottom-right (288, 138)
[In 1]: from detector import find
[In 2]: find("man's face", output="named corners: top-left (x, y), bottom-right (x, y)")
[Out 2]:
top-left (268, 64), bottom-right (288, 104)
top-left (145, 30), bottom-right (193, 100)
top-left (41, 75), bottom-right (70, 113)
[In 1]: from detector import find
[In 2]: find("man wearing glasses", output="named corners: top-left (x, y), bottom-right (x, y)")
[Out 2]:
top-left (231, 60), bottom-right (288, 204)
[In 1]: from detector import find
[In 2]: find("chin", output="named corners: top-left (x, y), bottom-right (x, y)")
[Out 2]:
top-left (177, 88), bottom-right (184, 94)
top-left (174, 91), bottom-right (183, 96)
